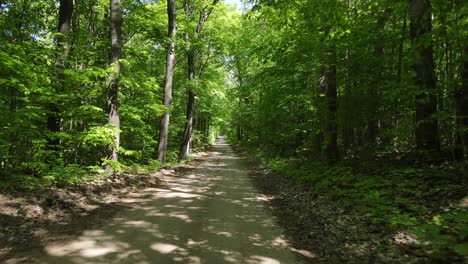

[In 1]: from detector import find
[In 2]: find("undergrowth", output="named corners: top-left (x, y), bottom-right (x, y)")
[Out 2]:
top-left (251, 147), bottom-right (468, 261)
top-left (0, 160), bottom-right (164, 191)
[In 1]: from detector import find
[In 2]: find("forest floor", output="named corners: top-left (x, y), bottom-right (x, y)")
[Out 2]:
top-left (0, 139), bottom-right (466, 263)
top-left (247, 164), bottom-right (422, 264)
top-left (243, 149), bottom-right (467, 263)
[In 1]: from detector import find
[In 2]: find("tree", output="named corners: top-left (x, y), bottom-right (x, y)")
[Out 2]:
top-left (47, 0), bottom-right (74, 149)
top-left (455, 44), bottom-right (468, 163)
top-left (178, 0), bottom-right (220, 161)
top-left (105, 0), bottom-right (122, 172)
top-left (409, 0), bottom-right (440, 154)
top-left (317, 0), bottom-right (339, 162)
top-left (318, 44), bottom-right (338, 162)
top-left (157, 0), bottom-right (177, 164)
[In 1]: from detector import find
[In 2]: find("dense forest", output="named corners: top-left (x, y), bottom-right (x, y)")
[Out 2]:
top-left (0, 0), bottom-right (467, 262)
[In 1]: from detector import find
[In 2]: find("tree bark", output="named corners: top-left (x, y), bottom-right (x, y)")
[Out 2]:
top-left (157, 0), bottom-right (177, 164)
top-left (47, 0), bottom-right (73, 147)
top-left (409, 0), bottom-right (440, 153)
top-left (367, 11), bottom-right (389, 146)
top-left (179, 50), bottom-right (196, 161)
top-left (455, 45), bottom-right (468, 162)
top-left (318, 47), bottom-right (338, 162)
top-left (397, 11), bottom-right (407, 85)
top-left (105, 0), bottom-right (122, 172)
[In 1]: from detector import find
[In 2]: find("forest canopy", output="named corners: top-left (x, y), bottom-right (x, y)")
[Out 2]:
top-left (1, 0), bottom-right (466, 177)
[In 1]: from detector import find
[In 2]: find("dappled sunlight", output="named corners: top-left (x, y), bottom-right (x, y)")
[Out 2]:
top-left (216, 231), bottom-right (234, 238)
top-left (116, 249), bottom-right (141, 259)
top-left (145, 210), bottom-right (193, 223)
top-left (243, 194), bottom-right (276, 202)
top-left (290, 248), bottom-right (317, 259)
top-left (220, 250), bottom-right (243, 263)
top-left (157, 191), bottom-right (203, 199)
top-left (187, 256), bottom-right (202, 264)
top-left (217, 155), bottom-right (245, 160)
top-left (206, 167), bottom-right (245, 173)
top-left (36, 143), bottom-right (304, 263)
top-left (186, 239), bottom-right (209, 247)
top-left (150, 243), bottom-right (179, 254)
top-left (393, 231), bottom-right (419, 245)
top-left (271, 236), bottom-right (289, 247)
top-left (247, 255), bottom-right (281, 264)
top-left (45, 237), bottom-right (126, 258)
top-left (201, 161), bottom-right (227, 167)
top-left (122, 220), bottom-right (153, 228)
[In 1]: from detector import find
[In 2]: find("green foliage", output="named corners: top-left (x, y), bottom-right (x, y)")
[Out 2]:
top-left (253, 149), bottom-right (468, 259)
top-left (102, 159), bottom-right (124, 174)
top-left (124, 160), bottom-right (161, 174)
top-left (411, 211), bottom-right (468, 257)
top-left (42, 165), bottom-right (90, 186)
top-left (0, 0), bottom-right (236, 188)
top-left (82, 126), bottom-right (116, 147)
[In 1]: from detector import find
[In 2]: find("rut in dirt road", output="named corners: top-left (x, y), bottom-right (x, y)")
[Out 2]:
top-left (35, 138), bottom-right (307, 263)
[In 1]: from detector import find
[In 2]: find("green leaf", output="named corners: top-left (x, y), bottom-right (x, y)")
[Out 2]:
top-left (454, 243), bottom-right (468, 256)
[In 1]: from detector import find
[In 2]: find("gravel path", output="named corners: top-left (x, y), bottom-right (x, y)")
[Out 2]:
top-left (35, 138), bottom-right (302, 264)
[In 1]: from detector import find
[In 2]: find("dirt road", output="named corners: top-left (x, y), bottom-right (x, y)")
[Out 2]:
top-left (35, 138), bottom-right (301, 263)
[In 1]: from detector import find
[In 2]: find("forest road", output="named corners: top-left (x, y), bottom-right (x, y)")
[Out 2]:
top-left (35, 137), bottom-right (302, 264)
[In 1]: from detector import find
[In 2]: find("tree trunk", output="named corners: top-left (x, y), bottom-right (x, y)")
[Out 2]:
top-left (179, 49), bottom-right (196, 161)
top-left (367, 11), bottom-right (389, 146)
top-left (105, 0), bottom-right (122, 172)
top-left (367, 10), bottom-right (390, 145)
top-left (409, 0), bottom-right (440, 153)
top-left (455, 45), bottom-right (468, 162)
top-left (318, 47), bottom-right (338, 162)
top-left (397, 11), bottom-right (407, 84)
top-left (47, 0), bottom-right (73, 147)
top-left (179, 89), bottom-right (196, 161)
top-left (157, 0), bottom-right (177, 164)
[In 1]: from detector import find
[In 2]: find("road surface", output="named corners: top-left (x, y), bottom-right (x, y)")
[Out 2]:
top-left (36, 138), bottom-right (301, 263)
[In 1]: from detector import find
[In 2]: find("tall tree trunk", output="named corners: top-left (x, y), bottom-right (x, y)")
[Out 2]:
top-left (237, 98), bottom-right (242, 142)
top-left (178, 0), bottom-right (219, 161)
top-left (157, 0), bottom-right (177, 164)
top-left (47, 0), bottom-right (73, 148)
top-left (397, 11), bottom-right (407, 85)
top-left (409, 0), bottom-right (440, 154)
top-left (455, 45), bottom-right (468, 162)
top-left (179, 51), bottom-right (196, 161)
top-left (319, 47), bottom-right (338, 162)
top-left (367, 11), bottom-right (389, 146)
top-left (105, 0), bottom-right (122, 172)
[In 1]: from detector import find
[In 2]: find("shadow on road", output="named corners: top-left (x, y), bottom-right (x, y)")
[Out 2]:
top-left (29, 139), bottom-right (312, 264)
